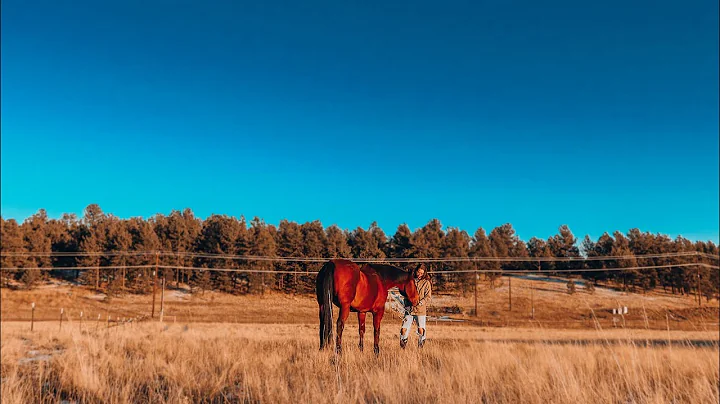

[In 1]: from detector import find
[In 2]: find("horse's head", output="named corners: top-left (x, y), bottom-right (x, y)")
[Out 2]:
top-left (399, 274), bottom-right (419, 306)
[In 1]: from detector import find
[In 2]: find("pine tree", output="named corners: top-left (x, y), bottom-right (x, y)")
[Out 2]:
top-left (489, 223), bottom-right (525, 269)
top-left (627, 229), bottom-right (659, 293)
top-left (126, 217), bottom-right (160, 292)
top-left (194, 215), bottom-right (242, 293)
top-left (612, 231), bottom-right (638, 292)
top-left (181, 208), bottom-right (202, 285)
top-left (277, 220), bottom-right (304, 292)
top-left (20, 210), bottom-right (52, 288)
top-left (414, 219), bottom-right (444, 260)
top-left (389, 224), bottom-right (413, 260)
top-left (195, 264), bottom-right (212, 295)
top-left (325, 225), bottom-right (351, 258)
top-left (528, 237), bottom-right (554, 272)
top-left (348, 225), bottom-right (385, 259)
top-left (77, 204), bottom-right (109, 290)
top-left (106, 219), bottom-right (132, 292)
top-left (410, 219), bottom-right (445, 286)
top-left (548, 225), bottom-right (580, 272)
top-left (48, 214), bottom-right (80, 277)
top-left (580, 234), bottom-right (601, 283)
top-left (233, 215), bottom-right (251, 292)
top-left (249, 217), bottom-right (276, 294)
top-left (155, 209), bottom-right (202, 287)
top-left (83, 204), bottom-right (105, 228)
top-left (235, 216), bottom-right (252, 257)
top-left (653, 234), bottom-right (676, 293)
top-left (442, 227), bottom-right (472, 294)
top-left (368, 221), bottom-right (389, 257)
top-left (469, 227), bottom-right (499, 285)
top-left (1, 218), bottom-right (27, 287)
top-left (701, 241), bottom-right (719, 301)
top-left (590, 232), bottom-right (615, 284)
top-left (152, 213), bottom-right (174, 283)
top-left (77, 228), bottom-right (101, 289)
top-left (301, 220), bottom-right (326, 292)
top-left (580, 235), bottom-right (596, 257)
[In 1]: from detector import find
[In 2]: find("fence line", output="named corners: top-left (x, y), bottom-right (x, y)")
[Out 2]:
top-left (1, 250), bottom-right (714, 262)
top-left (2, 262), bottom-right (717, 274)
top-left (0, 265), bottom-right (156, 271)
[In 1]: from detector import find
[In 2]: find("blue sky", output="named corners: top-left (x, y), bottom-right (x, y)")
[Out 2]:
top-left (2, 0), bottom-right (718, 243)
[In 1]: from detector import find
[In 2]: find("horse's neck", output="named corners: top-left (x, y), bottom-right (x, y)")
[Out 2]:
top-left (380, 277), bottom-right (406, 291)
top-left (365, 264), bottom-right (408, 291)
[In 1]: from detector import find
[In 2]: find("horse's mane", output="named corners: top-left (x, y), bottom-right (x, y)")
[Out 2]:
top-left (366, 263), bottom-right (411, 283)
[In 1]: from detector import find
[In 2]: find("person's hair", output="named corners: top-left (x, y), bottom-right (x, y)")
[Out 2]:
top-left (413, 263), bottom-right (431, 280)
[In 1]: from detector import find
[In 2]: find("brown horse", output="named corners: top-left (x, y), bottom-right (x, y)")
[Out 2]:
top-left (316, 259), bottom-right (419, 355)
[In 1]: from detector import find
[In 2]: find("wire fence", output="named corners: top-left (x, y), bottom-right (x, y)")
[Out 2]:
top-left (1, 250), bottom-right (716, 262)
top-left (3, 250), bottom-right (717, 331)
top-left (1, 262), bottom-right (718, 274)
top-left (1, 250), bottom-right (717, 274)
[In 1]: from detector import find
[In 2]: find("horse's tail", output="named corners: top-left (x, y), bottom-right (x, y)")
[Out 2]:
top-left (316, 261), bottom-right (335, 350)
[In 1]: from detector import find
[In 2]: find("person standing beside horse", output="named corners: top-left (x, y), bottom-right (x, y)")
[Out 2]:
top-left (400, 263), bottom-right (432, 348)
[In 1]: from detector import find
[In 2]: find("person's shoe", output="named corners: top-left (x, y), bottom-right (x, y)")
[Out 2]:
top-left (400, 338), bottom-right (408, 349)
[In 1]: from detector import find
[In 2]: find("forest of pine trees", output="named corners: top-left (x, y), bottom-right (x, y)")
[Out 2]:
top-left (1, 204), bottom-right (718, 299)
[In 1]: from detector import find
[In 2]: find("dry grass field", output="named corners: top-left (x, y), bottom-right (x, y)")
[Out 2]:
top-left (1, 277), bottom-right (718, 403)
top-left (1, 322), bottom-right (718, 403)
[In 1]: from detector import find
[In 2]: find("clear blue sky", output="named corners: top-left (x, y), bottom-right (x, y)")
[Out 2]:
top-left (2, 0), bottom-right (718, 243)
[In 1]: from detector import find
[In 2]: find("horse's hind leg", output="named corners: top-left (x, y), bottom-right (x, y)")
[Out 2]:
top-left (358, 312), bottom-right (367, 352)
top-left (335, 304), bottom-right (350, 354)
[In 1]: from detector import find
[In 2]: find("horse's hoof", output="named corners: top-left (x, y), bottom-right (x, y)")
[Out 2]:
top-left (359, 345), bottom-right (364, 352)
top-left (374, 347), bottom-right (380, 357)
top-left (400, 339), bottom-right (407, 349)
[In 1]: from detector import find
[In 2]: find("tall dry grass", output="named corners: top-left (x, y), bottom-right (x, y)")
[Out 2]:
top-left (1, 322), bottom-right (718, 403)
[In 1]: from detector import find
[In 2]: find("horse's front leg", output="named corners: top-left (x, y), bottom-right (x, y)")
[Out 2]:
top-left (358, 312), bottom-right (367, 352)
top-left (336, 304), bottom-right (351, 354)
top-left (372, 309), bottom-right (384, 357)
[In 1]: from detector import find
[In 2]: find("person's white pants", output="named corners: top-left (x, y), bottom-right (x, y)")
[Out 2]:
top-left (400, 315), bottom-right (427, 341)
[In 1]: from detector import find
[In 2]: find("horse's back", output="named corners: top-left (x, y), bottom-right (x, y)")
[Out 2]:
top-left (319, 259), bottom-right (385, 311)
top-left (332, 260), bottom-right (361, 300)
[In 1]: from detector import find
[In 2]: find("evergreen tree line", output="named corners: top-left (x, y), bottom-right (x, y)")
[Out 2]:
top-left (1, 204), bottom-right (718, 299)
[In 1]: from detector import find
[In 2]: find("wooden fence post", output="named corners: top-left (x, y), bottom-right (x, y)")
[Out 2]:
top-left (508, 274), bottom-right (512, 311)
top-left (160, 277), bottom-right (166, 322)
top-left (531, 281), bottom-right (535, 320)
top-left (152, 253), bottom-right (158, 318)
top-left (473, 271), bottom-right (478, 317)
top-left (696, 254), bottom-right (702, 307)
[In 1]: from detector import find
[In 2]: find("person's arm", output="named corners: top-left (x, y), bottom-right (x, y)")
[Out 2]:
top-left (403, 297), bottom-right (413, 314)
top-left (417, 281), bottom-right (431, 306)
